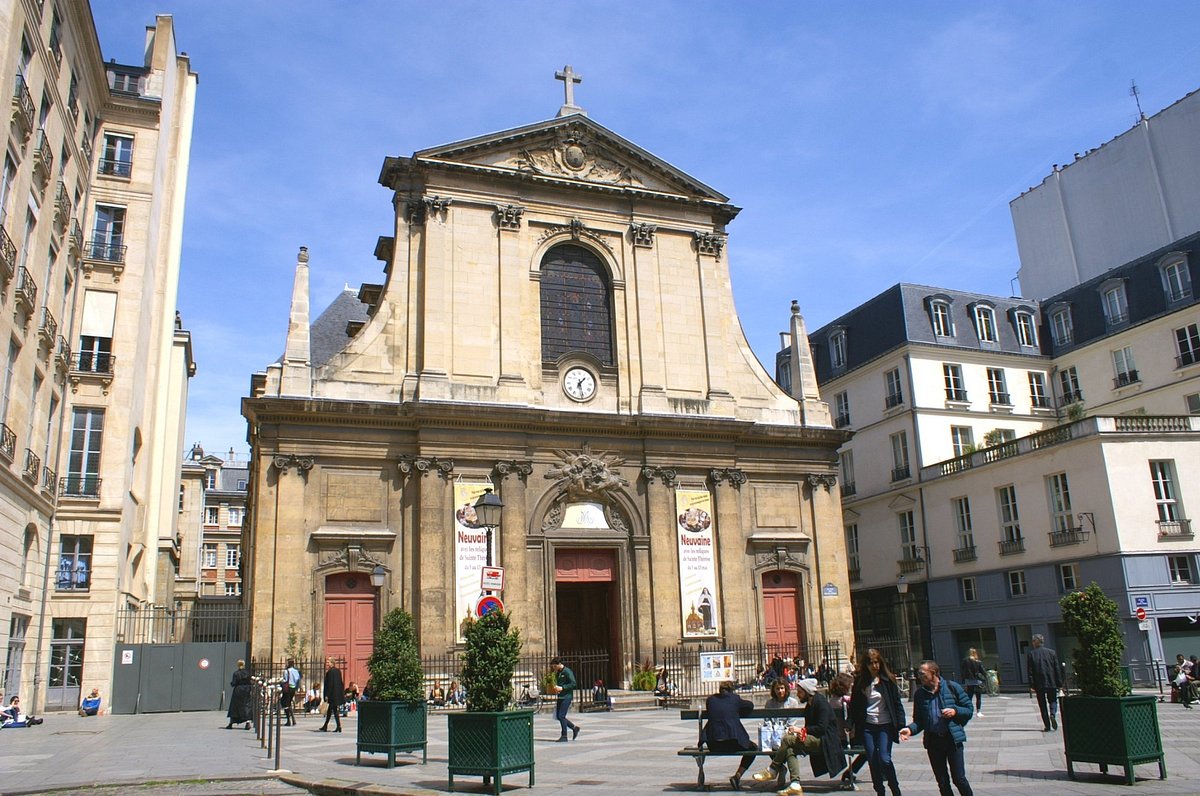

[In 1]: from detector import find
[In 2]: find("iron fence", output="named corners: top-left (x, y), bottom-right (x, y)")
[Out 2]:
top-left (660, 639), bottom-right (844, 698)
top-left (115, 604), bottom-right (249, 644)
top-left (248, 656), bottom-right (343, 702)
top-left (421, 648), bottom-right (611, 704)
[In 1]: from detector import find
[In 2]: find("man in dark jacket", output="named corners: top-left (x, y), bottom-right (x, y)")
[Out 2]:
top-left (319, 658), bottom-right (344, 732)
top-left (551, 656), bottom-right (581, 742)
top-left (900, 661), bottom-right (974, 796)
top-left (703, 681), bottom-right (758, 790)
top-left (752, 677), bottom-right (846, 794)
top-left (1026, 634), bottom-right (1063, 731)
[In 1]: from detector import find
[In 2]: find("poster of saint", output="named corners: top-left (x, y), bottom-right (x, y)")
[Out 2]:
top-left (676, 488), bottom-right (719, 638)
top-left (454, 481), bottom-right (494, 642)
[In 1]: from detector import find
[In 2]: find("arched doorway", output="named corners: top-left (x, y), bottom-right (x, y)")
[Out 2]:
top-left (554, 548), bottom-right (620, 686)
top-left (324, 572), bottom-right (376, 687)
top-left (762, 570), bottom-right (805, 651)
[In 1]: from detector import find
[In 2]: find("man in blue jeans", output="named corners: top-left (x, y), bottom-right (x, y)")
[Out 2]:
top-left (551, 657), bottom-right (581, 742)
top-left (899, 661), bottom-right (974, 796)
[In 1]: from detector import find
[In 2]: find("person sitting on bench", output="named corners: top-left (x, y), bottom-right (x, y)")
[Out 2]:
top-left (752, 678), bottom-right (846, 795)
top-left (702, 680), bottom-right (758, 791)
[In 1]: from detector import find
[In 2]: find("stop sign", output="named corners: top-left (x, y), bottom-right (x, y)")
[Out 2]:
top-left (1135, 607), bottom-right (1147, 621)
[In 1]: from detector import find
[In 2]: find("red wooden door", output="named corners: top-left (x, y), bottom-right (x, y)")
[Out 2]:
top-left (762, 571), bottom-right (803, 649)
top-left (324, 572), bottom-right (376, 689)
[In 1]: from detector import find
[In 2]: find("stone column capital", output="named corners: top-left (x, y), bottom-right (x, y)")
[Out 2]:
top-left (640, 465), bottom-right (677, 487)
top-left (493, 460), bottom-right (533, 481)
top-left (398, 455), bottom-right (455, 479)
top-left (272, 454), bottom-right (315, 477)
top-left (709, 468), bottom-right (746, 489)
top-left (806, 474), bottom-right (838, 492)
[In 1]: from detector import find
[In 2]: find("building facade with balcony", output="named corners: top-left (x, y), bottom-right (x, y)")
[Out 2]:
top-left (0, 7), bottom-right (197, 713)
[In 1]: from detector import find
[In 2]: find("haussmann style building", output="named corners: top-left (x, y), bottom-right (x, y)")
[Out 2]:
top-left (243, 83), bottom-right (854, 687)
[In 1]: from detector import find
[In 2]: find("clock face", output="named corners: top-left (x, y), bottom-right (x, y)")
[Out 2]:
top-left (563, 367), bottom-right (596, 401)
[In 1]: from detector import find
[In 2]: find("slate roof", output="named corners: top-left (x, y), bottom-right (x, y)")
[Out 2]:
top-left (306, 289), bottom-right (370, 369)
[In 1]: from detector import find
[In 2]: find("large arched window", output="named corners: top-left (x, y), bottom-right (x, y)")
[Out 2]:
top-left (539, 244), bottom-right (614, 365)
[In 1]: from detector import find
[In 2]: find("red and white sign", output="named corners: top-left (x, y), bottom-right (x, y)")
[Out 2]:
top-left (1135, 607), bottom-right (1147, 621)
top-left (477, 595), bottom-right (504, 617)
top-left (480, 566), bottom-right (505, 592)
top-left (198, 658), bottom-right (211, 670)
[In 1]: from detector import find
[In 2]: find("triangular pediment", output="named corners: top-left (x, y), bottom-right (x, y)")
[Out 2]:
top-left (411, 115), bottom-right (728, 202)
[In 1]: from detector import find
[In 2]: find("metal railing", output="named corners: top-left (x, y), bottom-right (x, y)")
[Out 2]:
top-left (38, 306), bottom-right (56, 343)
top-left (834, 413), bottom-right (850, 429)
top-left (841, 481), bottom-right (856, 497)
top-left (660, 639), bottom-right (844, 699)
top-left (1061, 390), bottom-right (1083, 405)
top-left (989, 393), bottom-right (1011, 406)
top-left (116, 604), bottom-right (249, 644)
top-left (890, 465), bottom-right (910, 482)
top-left (952, 545), bottom-right (977, 563)
top-left (98, 158), bottom-right (132, 178)
top-left (1113, 370), bottom-right (1139, 388)
top-left (945, 390), bottom-right (968, 402)
top-left (22, 449), bottom-right (39, 482)
top-left (897, 556), bottom-right (925, 574)
top-left (1158, 519), bottom-right (1193, 538)
top-left (1176, 351), bottom-right (1199, 369)
top-left (0, 226), bottom-right (15, 281)
top-left (1049, 527), bottom-right (1089, 547)
top-left (885, 392), bottom-right (904, 409)
top-left (12, 73), bottom-right (34, 133)
top-left (54, 181), bottom-right (71, 221)
top-left (14, 267), bottom-right (37, 310)
top-left (0, 424), bottom-right (14, 462)
top-left (32, 129), bottom-right (53, 179)
top-left (84, 238), bottom-right (127, 264)
top-left (59, 475), bottom-right (100, 498)
top-left (998, 538), bottom-right (1026, 556)
top-left (41, 465), bottom-right (55, 493)
top-left (73, 351), bottom-right (114, 375)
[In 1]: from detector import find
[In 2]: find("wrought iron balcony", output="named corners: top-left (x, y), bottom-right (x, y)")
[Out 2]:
top-left (1178, 351), bottom-right (1200, 369)
top-left (1105, 309), bottom-right (1130, 327)
top-left (73, 351), bottom-right (114, 375)
top-left (952, 545), bottom-right (977, 563)
top-left (989, 393), bottom-right (1012, 406)
top-left (841, 481), bottom-right (856, 498)
top-left (0, 424), bottom-right (14, 462)
top-left (897, 555), bottom-right (926, 574)
top-left (68, 218), bottom-right (82, 256)
top-left (41, 465), bottom-right (55, 493)
top-left (32, 129), bottom-right (53, 184)
top-left (54, 336), bottom-right (71, 374)
top-left (1061, 390), bottom-right (1083, 405)
top-left (14, 267), bottom-right (37, 314)
top-left (1167, 285), bottom-right (1193, 303)
top-left (1158, 519), bottom-right (1193, 539)
top-left (848, 568), bottom-right (861, 583)
top-left (998, 538), bottom-right (1026, 556)
top-left (1049, 526), bottom-right (1090, 547)
top-left (38, 306), bottom-right (56, 347)
top-left (945, 389), bottom-right (969, 403)
top-left (11, 74), bottom-right (34, 137)
top-left (890, 465), bottom-right (911, 482)
top-left (0, 225), bottom-right (15, 283)
top-left (885, 392), bottom-right (904, 409)
top-left (22, 449), bottom-right (39, 482)
top-left (1113, 370), bottom-right (1140, 389)
top-left (80, 135), bottom-right (92, 164)
top-left (1031, 396), bottom-right (1052, 409)
top-left (60, 475), bottom-right (101, 498)
top-left (84, 238), bottom-right (126, 264)
top-left (54, 181), bottom-right (71, 224)
top-left (98, 158), bottom-right (132, 178)
top-left (834, 413), bottom-right (851, 429)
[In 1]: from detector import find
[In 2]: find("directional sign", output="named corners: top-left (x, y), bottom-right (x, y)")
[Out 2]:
top-left (1134, 596), bottom-right (1150, 609)
top-left (477, 594), bottom-right (504, 617)
top-left (1135, 607), bottom-right (1147, 621)
top-left (481, 566), bottom-right (505, 592)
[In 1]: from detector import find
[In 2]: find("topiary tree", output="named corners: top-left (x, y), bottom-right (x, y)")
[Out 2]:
top-left (1060, 582), bottom-right (1129, 698)
top-left (461, 610), bottom-right (522, 712)
top-left (367, 608), bottom-right (425, 702)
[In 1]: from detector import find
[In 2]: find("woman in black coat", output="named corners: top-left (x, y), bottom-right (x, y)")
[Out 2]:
top-left (225, 660), bottom-right (254, 729)
top-left (849, 649), bottom-right (905, 796)
top-left (960, 648), bottom-right (986, 714)
top-left (702, 681), bottom-right (758, 790)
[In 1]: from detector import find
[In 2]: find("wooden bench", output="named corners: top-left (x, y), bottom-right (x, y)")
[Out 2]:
top-left (677, 708), bottom-right (865, 790)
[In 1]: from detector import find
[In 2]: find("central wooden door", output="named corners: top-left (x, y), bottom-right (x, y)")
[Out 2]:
top-left (324, 572), bottom-right (376, 688)
top-left (554, 548), bottom-right (620, 685)
top-left (762, 571), bottom-right (804, 650)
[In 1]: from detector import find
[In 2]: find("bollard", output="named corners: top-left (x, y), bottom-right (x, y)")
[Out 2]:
top-left (266, 685), bottom-right (274, 756)
top-left (274, 691), bottom-right (283, 771)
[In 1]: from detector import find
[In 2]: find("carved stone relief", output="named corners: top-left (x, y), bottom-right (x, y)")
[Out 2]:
top-left (545, 443), bottom-right (628, 501)
top-left (495, 204), bottom-right (525, 230)
top-left (630, 222), bottom-right (657, 248)
top-left (500, 124), bottom-right (646, 188)
top-left (536, 219), bottom-right (614, 253)
top-left (693, 231), bottom-right (726, 259)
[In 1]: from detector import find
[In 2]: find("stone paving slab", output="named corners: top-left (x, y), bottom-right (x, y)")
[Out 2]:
top-left (0, 690), bottom-right (1197, 796)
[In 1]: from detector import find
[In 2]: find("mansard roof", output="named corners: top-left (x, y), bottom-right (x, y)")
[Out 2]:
top-left (379, 114), bottom-right (736, 212)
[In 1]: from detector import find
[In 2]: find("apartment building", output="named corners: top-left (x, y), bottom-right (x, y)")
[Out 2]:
top-left (0, 4), bottom-right (196, 713)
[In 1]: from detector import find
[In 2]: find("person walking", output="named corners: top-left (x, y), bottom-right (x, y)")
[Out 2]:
top-left (703, 680), bottom-right (758, 791)
top-left (850, 648), bottom-right (905, 796)
top-left (280, 658), bottom-right (301, 726)
top-left (1026, 634), bottom-right (1063, 731)
top-left (899, 660), bottom-right (974, 796)
top-left (959, 649), bottom-right (986, 718)
top-left (225, 660), bottom-right (254, 730)
top-left (550, 656), bottom-right (580, 742)
top-left (319, 658), bottom-right (344, 732)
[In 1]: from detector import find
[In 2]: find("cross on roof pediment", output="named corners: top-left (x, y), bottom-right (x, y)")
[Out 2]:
top-left (399, 116), bottom-right (729, 203)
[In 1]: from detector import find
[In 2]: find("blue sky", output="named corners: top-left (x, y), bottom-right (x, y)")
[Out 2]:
top-left (92, 1), bottom-right (1200, 457)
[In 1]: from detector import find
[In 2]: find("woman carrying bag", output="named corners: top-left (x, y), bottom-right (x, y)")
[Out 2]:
top-left (849, 649), bottom-right (905, 796)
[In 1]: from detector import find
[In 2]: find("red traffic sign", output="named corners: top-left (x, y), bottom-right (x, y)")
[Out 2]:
top-left (1135, 607), bottom-right (1147, 621)
top-left (477, 594), bottom-right (504, 617)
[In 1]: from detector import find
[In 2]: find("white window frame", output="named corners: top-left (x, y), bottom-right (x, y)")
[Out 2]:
top-left (834, 391), bottom-right (850, 427)
top-left (1160, 257), bottom-right (1193, 303)
top-left (884, 368), bottom-right (903, 408)
top-left (1029, 371), bottom-right (1050, 408)
top-left (1177, 324), bottom-right (1200, 368)
top-left (1046, 472), bottom-right (1074, 533)
top-left (973, 305), bottom-right (997, 343)
top-left (1150, 460), bottom-right (1181, 523)
top-left (961, 577), bottom-right (977, 603)
top-left (845, 524), bottom-right (860, 574)
top-left (225, 545), bottom-right (240, 569)
top-left (950, 426), bottom-right (974, 457)
top-left (840, 451), bottom-right (855, 492)
top-left (890, 431), bottom-right (910, 480)
top-left (931, 301), bottom-right (953, 337)
top-left (227, 506), bottom-right (244, 527)
top-left (1015, 311), bottom-right (1038, 347)
top-left (202, 544), bottom-right (217, 568)
top-left (1187, 393), bottom-right (1200, 415)
top-left (1051, 308), bottom-right (1073, 346)
top-left (224, 582), bottom-right (241, 597)
top-left (204, 506), bottom-right (219, 526)
top-left (1059, 366), bottom-right (1082, 404)
top-left (1101, 283), bottom-right (1129, 326)
top-left (1059, 563), bottom-right (1079, 592)
top-left (997, 484), bottom-right (1022, 542)
top-left (953, 496), bottom-right (974, 550)
top-left (987, 367), bottom-right (1010, 405)
top-left (1168, 555), bottom-right (1193, 585)
top-left (204, 469), bottom-right (217, 489)
top-left (943, 363), bottom-right (967, 402)
top-left (830, 330), bottom-right (847, 370)
top-left (1008, 570), bottom-right (1027, 597)
top-left (898, 511), bottom-right (918, 560)
top-left (1112, 347), bottom-right (1138, 386)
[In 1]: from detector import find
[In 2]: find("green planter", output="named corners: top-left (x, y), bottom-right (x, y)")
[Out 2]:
top-left (447, 709), bottom-right (535, 794)
top-left (1062, 694), bottom-right (1166, 785)
top-left (355, 700), bottom-right (427, 768)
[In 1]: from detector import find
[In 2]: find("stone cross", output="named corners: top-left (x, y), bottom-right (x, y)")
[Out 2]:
top-left (556, 65), bottom-right (582, 108)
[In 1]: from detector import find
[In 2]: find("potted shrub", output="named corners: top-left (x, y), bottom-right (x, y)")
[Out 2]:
top-left (1060, 583), bottom-right (1165, 785)
top-left (356, 608), bottom-right (428, 768)
top-left (447, 610), bottom-right (534, 795)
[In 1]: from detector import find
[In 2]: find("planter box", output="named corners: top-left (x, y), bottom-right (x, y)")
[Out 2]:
top-left (447, 709), bottom-right (535, 794)
top-left (356, 700), bottom-right (427, 768)
top-left (1062, 694), bottom-right (1166, 785)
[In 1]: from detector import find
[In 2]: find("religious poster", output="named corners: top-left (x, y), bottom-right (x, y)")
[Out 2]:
top-left (676, 489), bottom-right (719, 638)
top-left (700, 651), bottom-right (735, 683)
top-left (454, 481), bottom-right (494, 642)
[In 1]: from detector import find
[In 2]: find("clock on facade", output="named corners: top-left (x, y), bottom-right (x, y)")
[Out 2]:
top-left (563, 367), bottom-right (596, 401)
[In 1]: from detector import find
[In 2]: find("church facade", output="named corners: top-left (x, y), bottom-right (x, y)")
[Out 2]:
top-left (243, 87), bottom-right (852, 686)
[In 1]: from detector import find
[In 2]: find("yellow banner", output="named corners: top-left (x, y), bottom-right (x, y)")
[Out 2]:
top-left (676, 489), bottom-right (719, 638)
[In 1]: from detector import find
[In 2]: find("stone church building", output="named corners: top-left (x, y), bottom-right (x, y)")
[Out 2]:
top-left (243, 80), bottom-right (853, 686)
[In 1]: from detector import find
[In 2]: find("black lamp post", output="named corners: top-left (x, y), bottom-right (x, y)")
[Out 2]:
top-left (897, 575), bottom-right (913, 676)
top-left (370, 564), bottom-right (386, 627)
top-left (473, 488), bottom-right (504, 568)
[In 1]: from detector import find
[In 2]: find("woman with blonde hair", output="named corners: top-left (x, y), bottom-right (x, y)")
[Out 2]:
top-left (960, 648), bottom-right (986, 717)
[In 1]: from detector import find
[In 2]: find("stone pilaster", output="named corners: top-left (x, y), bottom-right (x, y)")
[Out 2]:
top-left (494, 461), bottom-right (532, 633)
top-left (400, 456), bottom-right (455, 649)
top-left (643, 465), bottom-right (680, 647)
top-left (710, 468), bottom-right (751, 644)
top-left (267, 454), bottom-right (314, 660)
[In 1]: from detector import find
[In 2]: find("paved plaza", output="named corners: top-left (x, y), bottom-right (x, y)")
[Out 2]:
top-left (2, 690), bottom-right (1199, 796)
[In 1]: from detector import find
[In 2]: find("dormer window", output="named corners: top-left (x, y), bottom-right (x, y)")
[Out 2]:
top-left (1158, 254), bottom-right (1193, 303)
top-left (1099, 279), bottom-right (1129, 327)
top-left (1049, 305), bottom-right (1073, 347)
top-left (928, 297), bottom-right (954, 337)
top-left (972, 303), bottom-right (997, 344)
top-left (829, 327), bottom-right (847, 370)
top-left (1013, 309), bottom-right (1038, 347)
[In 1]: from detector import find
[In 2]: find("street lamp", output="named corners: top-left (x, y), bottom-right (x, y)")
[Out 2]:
top-left (370, 564), bottom-right (386, 589)
top-left (473, 488), bottom-right (504, 568)
top-left (897, 575), bottom-right (913, 681)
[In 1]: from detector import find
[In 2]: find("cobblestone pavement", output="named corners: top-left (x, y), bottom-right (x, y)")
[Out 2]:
top-left (1, 689), bottom-right (1198, 795)
top-left (32, 779), bottom-right (304, 796)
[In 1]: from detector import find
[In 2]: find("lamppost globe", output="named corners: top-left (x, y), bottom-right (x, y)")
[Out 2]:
top-left (370, 564), bottom-right (386, 588)
top-left (473, 488), bottom-right (504, 528)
